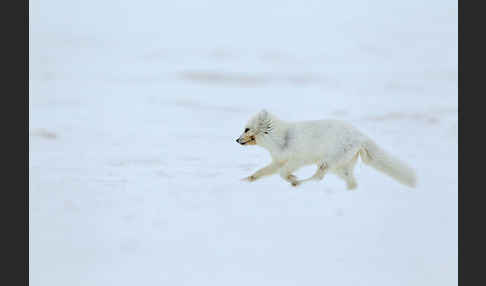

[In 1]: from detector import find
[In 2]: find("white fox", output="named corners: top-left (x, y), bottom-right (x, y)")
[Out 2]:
top-left (236, 110), bottom-right (416, 189)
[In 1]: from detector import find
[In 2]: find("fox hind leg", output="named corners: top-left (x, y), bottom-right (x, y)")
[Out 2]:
top-left (313, 162), bottom-right (328, 180)
top-left (296, 162), bottom-right (329, 185)
top-left (334, 153), bottom-right (359, 190)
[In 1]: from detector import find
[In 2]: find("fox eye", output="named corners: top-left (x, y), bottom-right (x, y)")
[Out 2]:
top-left (244, 128), bottom-right (250, 133)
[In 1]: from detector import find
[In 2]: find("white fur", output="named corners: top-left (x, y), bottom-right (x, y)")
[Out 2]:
top-left (237, 110), bottom-right (417, 189)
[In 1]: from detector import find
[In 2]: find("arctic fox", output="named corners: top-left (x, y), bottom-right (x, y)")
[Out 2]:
top-left (236, 110), bottom-right (416, 189)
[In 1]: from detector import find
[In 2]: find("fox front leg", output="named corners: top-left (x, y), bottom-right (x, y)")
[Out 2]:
top-left (242, 161), bottom-right (283, 182)
top-left (279, 160), bottom-right (301, 187)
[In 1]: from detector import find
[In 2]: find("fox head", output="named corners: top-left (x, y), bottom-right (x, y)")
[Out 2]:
top-left (236, 109), bottom-right (274, 146)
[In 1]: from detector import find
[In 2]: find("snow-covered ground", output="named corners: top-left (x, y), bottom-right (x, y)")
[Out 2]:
top-left (29, 0), bottom-right (457, 285)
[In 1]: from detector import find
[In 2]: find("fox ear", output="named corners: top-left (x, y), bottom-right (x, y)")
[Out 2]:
top-left (259, 109), bottom-right (269, 119)
top-left (257, 109), bottom-right (272, 134)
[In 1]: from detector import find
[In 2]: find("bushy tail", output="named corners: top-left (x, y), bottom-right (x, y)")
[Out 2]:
top-left (360, 140), bottom-right (417, 188)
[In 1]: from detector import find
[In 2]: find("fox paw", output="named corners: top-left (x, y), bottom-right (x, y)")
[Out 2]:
top-left (347, 183), bottom-right (357, 190)
top-left (286, 174), bottom-right (298, 181)
top-left (291, 181), bottom-right (301, 187)
top-left (242, 175), bottom-right (257, 182)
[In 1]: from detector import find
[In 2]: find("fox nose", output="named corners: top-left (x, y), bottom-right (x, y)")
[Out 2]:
top-left (235, 138), bottom-right (240, 143)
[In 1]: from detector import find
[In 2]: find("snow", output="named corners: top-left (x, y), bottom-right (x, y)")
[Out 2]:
top-left (29, 0), bottom-right (457, 285)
